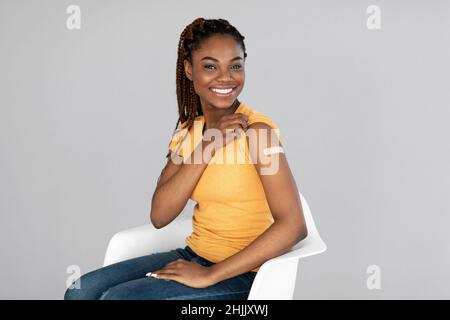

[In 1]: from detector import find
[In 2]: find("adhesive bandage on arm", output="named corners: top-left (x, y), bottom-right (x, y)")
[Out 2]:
top-left (263, 146), bottom-right (284, 156)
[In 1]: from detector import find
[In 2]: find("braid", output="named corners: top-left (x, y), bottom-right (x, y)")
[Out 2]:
top-left (167, 17), bottom-right (247, 158)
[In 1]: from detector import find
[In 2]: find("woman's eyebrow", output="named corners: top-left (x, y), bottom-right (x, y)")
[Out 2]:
top-left (200, 56), bottom-right (243, 62)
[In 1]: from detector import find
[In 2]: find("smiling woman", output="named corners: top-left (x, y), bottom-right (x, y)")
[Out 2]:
top-left (174, 19), bottom-right (247, 132)
top-left (64, 17), bottom-right (307, 301)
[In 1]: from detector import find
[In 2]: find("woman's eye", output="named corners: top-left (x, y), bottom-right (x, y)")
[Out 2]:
top-left (204, 64), bottom-right (242, 70)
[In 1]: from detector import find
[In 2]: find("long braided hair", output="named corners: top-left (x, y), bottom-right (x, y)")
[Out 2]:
top-left (166, 17), bottom-right (247, 158)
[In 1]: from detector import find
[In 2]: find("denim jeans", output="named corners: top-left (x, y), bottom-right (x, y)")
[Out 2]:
top-left (64, 246), bottom-right (257, 300)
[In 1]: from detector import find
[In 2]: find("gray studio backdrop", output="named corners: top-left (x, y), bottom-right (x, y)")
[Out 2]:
top-left (1, 0), bottom-right (449, 299)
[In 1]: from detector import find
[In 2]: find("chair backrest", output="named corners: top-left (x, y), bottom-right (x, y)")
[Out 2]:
top-left (293, 192), bottom-right (321, 250)
top-left (247, 191), bottom-right (326, 300)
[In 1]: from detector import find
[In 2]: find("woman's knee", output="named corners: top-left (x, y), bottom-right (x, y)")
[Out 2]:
top-left (98, 278), bottom-right (176, 300)
top-left (98, 285), bottom-right (127, 300)
top-left (63, 274), bottom-right (103, 300)
top-left (64, 281), bottom-right (87, 300)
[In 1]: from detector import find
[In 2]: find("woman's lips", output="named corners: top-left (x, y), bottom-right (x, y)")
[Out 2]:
top-left (209, 87), bottom-right (236, 97)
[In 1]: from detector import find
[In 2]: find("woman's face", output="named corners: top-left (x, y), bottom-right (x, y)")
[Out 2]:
top-left (184, 34), bottom-right (245, 110)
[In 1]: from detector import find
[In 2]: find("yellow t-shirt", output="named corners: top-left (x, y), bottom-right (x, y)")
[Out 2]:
top-left (167, 102), bottom-right (282, 272)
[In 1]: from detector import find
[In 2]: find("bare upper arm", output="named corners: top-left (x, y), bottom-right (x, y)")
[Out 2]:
top-left (247, 122), bottom-right (307, 235)
top-left (156, 151), bottom-right (183, 188)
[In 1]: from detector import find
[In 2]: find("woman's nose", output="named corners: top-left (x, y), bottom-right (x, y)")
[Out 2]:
top-left (217, 69), bottom-right (233, 81)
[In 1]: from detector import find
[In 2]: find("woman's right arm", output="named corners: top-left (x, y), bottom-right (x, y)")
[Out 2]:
top-left (150, 139), bottom-right (213, 229)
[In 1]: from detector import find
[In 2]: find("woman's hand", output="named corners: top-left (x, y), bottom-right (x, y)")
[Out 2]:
top-left (148, 259), bottom-right (217, 289)
top-left (207, 112), bottom-right (248, 149)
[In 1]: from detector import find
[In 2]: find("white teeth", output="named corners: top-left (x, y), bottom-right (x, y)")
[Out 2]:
top-left (211, 87), bottom-right (233, 94)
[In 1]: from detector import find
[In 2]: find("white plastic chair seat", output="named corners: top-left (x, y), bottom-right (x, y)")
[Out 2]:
top-left (103, 192), bottom-right (326, 300)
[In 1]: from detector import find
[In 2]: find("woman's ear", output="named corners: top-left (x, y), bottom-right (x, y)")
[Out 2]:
top-left (184, 59), bottom-right (193, 81)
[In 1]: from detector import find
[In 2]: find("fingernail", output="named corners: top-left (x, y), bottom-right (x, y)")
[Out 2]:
top-left (151, 273), bottom-right (159, 278)
top-left (146, 272), bottom-right (152, 277)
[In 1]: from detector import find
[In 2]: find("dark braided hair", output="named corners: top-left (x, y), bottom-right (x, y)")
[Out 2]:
top-left (166, 17), bottom-right (247, 158)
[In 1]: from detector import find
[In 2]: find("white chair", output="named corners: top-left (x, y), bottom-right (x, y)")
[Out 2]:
top-left (103, 192), bottom-right (327, 300)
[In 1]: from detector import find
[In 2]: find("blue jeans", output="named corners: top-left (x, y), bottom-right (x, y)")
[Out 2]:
top-left (64, 246), bottom-right (257, 300)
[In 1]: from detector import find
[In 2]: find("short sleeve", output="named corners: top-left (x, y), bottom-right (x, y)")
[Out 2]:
top-left (247, 112), bottom-right (283, 144)
top-left (166, 122), bottom-right (188, 158)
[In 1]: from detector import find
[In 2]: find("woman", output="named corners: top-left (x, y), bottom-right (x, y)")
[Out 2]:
top-left (64, 17), bottom-right (307, 300)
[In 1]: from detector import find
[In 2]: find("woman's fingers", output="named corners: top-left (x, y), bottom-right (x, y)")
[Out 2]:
top-left (205, 112), bottom-right (249, 148)
top-left (221, 116), bottom-right (248, 132)
top-left (146, 259), bottom-right (181, 276)
top-left (222, 112), bottom-right (248, 122)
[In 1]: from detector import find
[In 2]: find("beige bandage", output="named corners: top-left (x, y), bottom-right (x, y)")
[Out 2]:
top-left (263, 146), bottom-right (284, 156)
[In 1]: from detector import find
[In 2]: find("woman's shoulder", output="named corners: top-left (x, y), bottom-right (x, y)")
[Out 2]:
top-left (239, 102), bottom-right (282, 143)
top-left (239, 102), bottom-right (279, 130)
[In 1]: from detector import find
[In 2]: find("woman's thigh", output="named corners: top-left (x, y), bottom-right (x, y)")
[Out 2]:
top-left (99, 265), bottom-right (257, 300)
top-left (64, 247), bottom-right (190, 300)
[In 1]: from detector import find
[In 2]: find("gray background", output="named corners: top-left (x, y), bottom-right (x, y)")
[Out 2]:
top-left (1, 0), bottom-right (449, 299)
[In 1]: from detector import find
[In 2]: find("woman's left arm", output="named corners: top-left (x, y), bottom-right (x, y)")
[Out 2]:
top-left (207, 122), bottom-right (308, 285)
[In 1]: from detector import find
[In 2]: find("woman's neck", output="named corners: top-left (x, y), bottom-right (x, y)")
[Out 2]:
top-left (202, 99), bottom-right (240, 133)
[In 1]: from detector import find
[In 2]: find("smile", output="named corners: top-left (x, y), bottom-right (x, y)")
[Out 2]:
top-left (210, 87), bottom-right (236, 96)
